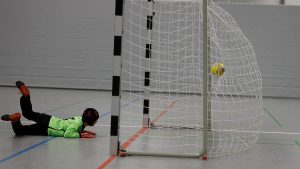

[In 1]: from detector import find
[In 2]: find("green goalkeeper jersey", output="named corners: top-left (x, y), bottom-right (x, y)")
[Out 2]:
top-left (47, 116), bottom-right (83, 138)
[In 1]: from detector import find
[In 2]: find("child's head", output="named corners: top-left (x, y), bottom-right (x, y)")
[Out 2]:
top-left (82, 108), bottom-right (99, 126)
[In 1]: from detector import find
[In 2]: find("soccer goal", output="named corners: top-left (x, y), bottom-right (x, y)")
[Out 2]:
top-left (110, 0), bottom-right (263, 158)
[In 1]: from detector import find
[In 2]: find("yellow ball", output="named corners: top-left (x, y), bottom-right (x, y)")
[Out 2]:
top-left (211, 62), bottom-right (225, 77)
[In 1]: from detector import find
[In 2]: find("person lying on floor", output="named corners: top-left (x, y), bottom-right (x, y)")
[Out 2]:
top-left (1, 81), bottom-right (99, 138)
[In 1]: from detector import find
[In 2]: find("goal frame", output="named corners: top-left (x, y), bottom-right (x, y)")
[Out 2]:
top-left (110, 0), bottom-right (210, 158)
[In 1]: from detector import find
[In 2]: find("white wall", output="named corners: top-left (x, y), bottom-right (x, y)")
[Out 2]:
top-left (0, 0), bottom-right (114, 90)
top-left (286, 0), bottom-right (300, 5)
top-left (0, 1), bottom-right (299, 98)
top-left (221, 4), bottom-right (300, 98)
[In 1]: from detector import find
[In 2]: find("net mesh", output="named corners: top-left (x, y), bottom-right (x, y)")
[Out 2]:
top-left (119, 0), bottom-right (263, 157)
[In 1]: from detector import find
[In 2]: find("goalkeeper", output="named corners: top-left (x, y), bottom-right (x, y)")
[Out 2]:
top-left (1, 81), bottom-right (99, 138)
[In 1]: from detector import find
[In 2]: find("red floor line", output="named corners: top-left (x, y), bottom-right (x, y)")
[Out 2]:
top-left (97, 100), bottom-right (177, 169)
top-left (121, 127), bottom-right (149, 150)
top-left (151, 100), bottom-right (176, 125)
top-left (97, 156), bottom-right (116, 169)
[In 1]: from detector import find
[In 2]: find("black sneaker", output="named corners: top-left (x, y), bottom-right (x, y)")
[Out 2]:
top-left (15, 81), bottom-right (30, 97)
top-left (1, 112), bottom-right (21, 122)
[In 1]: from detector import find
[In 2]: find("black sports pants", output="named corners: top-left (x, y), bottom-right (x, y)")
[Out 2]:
top-left (12, 96), bottom-right (51, 136)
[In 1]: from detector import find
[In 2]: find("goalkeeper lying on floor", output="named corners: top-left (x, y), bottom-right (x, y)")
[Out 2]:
top-left (1, 81), bottom-right (99, 138)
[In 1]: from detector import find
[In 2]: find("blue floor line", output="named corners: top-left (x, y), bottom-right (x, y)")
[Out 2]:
top-left (0, 137), bottom-right (55, 164)
top-left (0, 96), bottom-right (140, 164)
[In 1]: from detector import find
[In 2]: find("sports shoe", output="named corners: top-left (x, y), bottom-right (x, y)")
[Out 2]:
top-left (1, 112), bottom-right (21, 122)
top-left (16, 81), bottom-right (30, 97)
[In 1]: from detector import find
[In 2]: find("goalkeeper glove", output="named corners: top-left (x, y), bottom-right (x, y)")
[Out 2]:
top-left (82, 130), bottom-right (96, 135)
top-left (80, 132), bottom-right (96, 138)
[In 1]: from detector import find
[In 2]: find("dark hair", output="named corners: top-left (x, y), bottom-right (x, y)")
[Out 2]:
top-left (82, 108), bottom-right (99, 126)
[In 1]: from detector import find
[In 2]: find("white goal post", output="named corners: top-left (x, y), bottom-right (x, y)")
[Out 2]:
top-left (110, 0), bottom-right (263, 158)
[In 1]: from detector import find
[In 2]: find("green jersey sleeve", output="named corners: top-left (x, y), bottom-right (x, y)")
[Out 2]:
top-left (64, 125), bottom-right (80, 138)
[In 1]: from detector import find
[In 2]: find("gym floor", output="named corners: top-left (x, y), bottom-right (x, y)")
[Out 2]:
top-left (0, 86), bottom-right (299, 169)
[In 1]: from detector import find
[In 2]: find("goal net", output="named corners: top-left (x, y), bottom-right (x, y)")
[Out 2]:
top-left (113, 0), bottom-right (263, 158)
